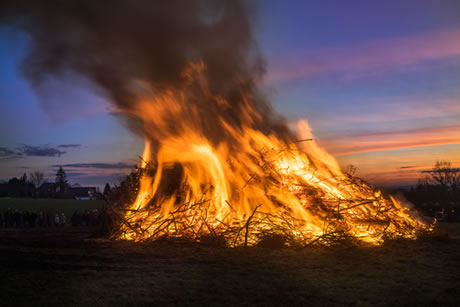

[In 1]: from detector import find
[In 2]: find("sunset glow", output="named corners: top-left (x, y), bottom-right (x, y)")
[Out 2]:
top-left (1, 0), bottom-right (459, 188)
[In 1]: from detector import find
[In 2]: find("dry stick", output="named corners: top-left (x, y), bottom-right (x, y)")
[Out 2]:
top-left (148, 218), bottom-right (174, 239)
top-left (225, 200), bottom-right (235, 212)
top-left (368, 198), bottom-right (383, 231)
top-left (215, 214), bottom-right (231, 229)
top-left (242, 173), bottom-right (257, 190)
top-left (243, 204), bottom-right (262, 247)
top-left (201, 216), bottom-right (218, 238)
top-left (170, 212), bottom-right (179, 233)
top-left (232, 223), bottom-right (243, 247)
top-left (295, 138), bottom-right (313, 143)
top-left (338, 200), bottom-right (374, 213)
top-left (304, 232), bottom-right (332, 247)
top-left (142, 211), bottom-right (164, 234)
top-left (115, 212), bottom-right (144, 238)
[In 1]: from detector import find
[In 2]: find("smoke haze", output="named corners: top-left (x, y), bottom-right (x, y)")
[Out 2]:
top-left (1, 0), bottom-right (292, 148)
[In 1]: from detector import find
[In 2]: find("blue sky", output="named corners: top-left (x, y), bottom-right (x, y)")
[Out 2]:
top-left (1, 0), bottom-right (459, 188)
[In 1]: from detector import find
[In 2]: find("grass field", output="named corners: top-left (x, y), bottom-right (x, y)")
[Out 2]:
top-left (0, 223), bottom-right (459, 306)
top-left (0, 198), bottom-right (105, 223)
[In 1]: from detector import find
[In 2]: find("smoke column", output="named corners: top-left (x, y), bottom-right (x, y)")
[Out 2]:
top-left (0, 0), bottom-right (292, 148)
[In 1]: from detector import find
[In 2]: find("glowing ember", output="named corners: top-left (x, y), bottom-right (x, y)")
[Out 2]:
top-left (114, 63), bottom-right (432, 246)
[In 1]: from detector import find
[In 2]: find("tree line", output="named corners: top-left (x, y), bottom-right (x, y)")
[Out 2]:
top-left (404, 161), bottom-right (460, 221)
top-left (0, 166), bottom-right (112, 200)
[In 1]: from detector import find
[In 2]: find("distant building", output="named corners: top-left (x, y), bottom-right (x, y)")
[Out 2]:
top-left (69, 187), bottom-right (98, 200)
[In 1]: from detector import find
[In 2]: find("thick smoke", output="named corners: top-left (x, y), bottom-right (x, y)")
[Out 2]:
top-left (1, 0), bottom-right (291, 146)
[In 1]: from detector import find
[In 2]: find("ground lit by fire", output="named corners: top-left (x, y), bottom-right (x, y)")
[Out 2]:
top-left (114, 63), bottom-right (432, 246)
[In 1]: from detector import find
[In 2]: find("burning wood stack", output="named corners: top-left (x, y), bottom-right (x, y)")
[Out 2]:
top-left (1, 0), bottom-right (433, 246)
top-left (111, 92), bottom-right (432, 246)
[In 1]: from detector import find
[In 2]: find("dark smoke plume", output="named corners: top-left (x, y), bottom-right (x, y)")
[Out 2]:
top-left (1, 0), bottom-right (291, 146)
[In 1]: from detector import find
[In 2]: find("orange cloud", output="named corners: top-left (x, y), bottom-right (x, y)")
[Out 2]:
top-left (333, 144), bottom-right (460, 186)
top-left (320, 125), bottom-right (460, 156)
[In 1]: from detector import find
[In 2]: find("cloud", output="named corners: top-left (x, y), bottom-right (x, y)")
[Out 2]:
top-left (328, 138), bottom-right (460, 156)
top-left (266, 27), bottom-right (460, 83)
top-left (0, 143), bottom-right (81, 159)
top-left (316, 96), bottom-right (460, 126)
top-left (399, 166), bottom-right (416, 169)
top-left (421, 168), bottom-right (460, 173)
top-left (346, 125), bottom-right (460, 139)
top-left (0, 147), bottom-right (19, 157)
top-left (57, 144), bottom-right (81, 148)
top-left (0, 147), bottom-right (23, 160)
top-left (64, 172), bottom-right (91, 177)
top-left (55, 162), bottom-right (136, 169)
top-left (21, 145), bottom-right (66, 157)
top-left (321, 124), bottom-right (460, 156)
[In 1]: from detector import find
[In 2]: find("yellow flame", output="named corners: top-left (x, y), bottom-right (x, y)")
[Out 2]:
top-left (117, 64), bottom-right (432, 246)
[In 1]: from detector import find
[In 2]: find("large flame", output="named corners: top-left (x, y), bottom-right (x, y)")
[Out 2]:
top-left (116, 63), bottom-right (431, 246)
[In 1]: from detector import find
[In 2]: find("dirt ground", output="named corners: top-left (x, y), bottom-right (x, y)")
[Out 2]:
top-left (0, 225), bottom-right (459, 306)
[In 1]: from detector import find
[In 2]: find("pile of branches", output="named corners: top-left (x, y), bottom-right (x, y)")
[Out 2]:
top-left (106, 153), bottom-right (433, 247)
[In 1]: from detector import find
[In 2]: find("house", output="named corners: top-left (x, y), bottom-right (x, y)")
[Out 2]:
top-left (69, 187), bottom-right (98, 200)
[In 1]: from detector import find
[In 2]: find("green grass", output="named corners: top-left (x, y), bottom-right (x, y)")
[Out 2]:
top-left (0, 198), bottom-right (105, 223)
top-left (0, 223), bottom-right (459, 306)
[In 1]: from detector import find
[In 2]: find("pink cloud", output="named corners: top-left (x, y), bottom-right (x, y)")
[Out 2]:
top-left (320, 124), bottom-right (460, 156)
top-left (266, 27), bottom-right (460, 83)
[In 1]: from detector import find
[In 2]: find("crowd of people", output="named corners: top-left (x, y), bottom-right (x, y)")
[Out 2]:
top-left (0, 208), bottom-right (102, 228)
top-left (70, 209), bottom-right (102, 227)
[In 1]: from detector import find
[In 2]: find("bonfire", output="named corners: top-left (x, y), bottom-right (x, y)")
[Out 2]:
top-left (0, 0), bottom-right (433, 246)
top-left (112, 62), bottom-right (433, 247)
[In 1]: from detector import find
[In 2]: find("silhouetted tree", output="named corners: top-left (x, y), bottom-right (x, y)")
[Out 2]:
top-left (1, 175), bottom-right (35, 197)
top-left (55, 166), bottom-right (68, 198)
top-left (19, 173), bottom-right (27, 184)
top-left (30, 171), bottom-right (45, 197)
top-left (103, 183), bottom-right (112, 197)
top-left (406, 160), bottom-right (460, 219)
top-left (419, 161), bottom-right (459, 194)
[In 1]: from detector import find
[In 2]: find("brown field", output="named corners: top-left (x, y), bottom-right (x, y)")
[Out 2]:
top-left (0, 224), bottom-right (459, 306)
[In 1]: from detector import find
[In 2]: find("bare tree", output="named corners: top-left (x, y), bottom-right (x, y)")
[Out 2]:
top-left (30, 171), bottom-right (46, 196)
top-left (421, 161), bottom-right (459, 192)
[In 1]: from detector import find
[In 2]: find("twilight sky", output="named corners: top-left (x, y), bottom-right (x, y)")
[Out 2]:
top-left (1, 0), bottom-right (459, 188)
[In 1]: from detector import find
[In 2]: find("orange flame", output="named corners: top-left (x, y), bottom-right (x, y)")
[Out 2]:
top-left (116, 63), bottom-right (432, 246)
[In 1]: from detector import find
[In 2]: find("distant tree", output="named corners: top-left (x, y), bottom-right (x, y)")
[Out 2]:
top-left (30, 171), bottom-right (45, 189)
top-left (419, 161), bottom-right (459, 193)
top-left (19, 173), bottom-right (28, 184)
top-left (103, 183), bottom-right (112, 196)
top-left (407, 160), bottom-right (460, 219)
top-left (55, 166), bottom-right (68, 197)
top-left (30, 171), bottom-right (46, 197)
top-left (3, 175), bottom-right (35, 197)
top-left (8, 177), bottom-right (21, 185)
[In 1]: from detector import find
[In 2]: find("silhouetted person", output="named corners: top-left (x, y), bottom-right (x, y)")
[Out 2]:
top-left (30, 212), bottom-right (37, 227)
top-left (83, 211), bottom-right (90, 226)
top-left (38, 211), bottom-right (44, 227)
top-left (54, 214), bottom-right (60, 227)
top-left (13, 210), bottom-right (21, 228)
top-left (60, 213), bottom-right (66, 226)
